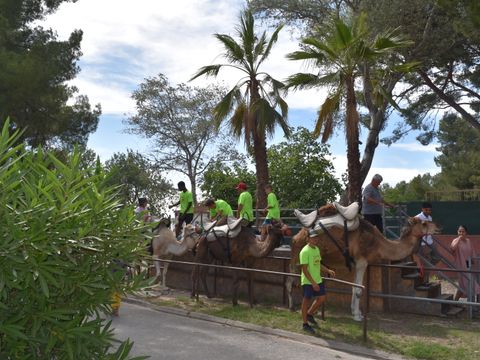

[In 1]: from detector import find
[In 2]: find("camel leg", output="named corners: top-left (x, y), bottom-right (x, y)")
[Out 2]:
top-left (161, 262), bottom-right (169, 290)
top-left (154, 256), bottom-right (162, 284)
top-left (200, 265), bottom-right (211, 298)
top-left (247, 271), bottom-right (255, 307)
top-left (286, 264), bottom-right (297, 311)
top-left (232, 270), bottom-right (240, 306)
top-left (191, 265), bottom-right (198, 298)
top-left (351, 258), bottom-right (368, 322)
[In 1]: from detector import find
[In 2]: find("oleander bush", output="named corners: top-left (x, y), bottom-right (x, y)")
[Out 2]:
top-left (0, 121), bottom-right (148, 359)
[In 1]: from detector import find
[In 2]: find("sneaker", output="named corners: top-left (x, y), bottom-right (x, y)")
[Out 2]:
top-left (307, 314), bottom-right (319, 327)
top-left (302, 323), bottom-right (316, 335)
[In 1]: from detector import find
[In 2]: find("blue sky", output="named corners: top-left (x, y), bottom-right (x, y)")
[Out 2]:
top-left (43, 0), bottom-right (440, 187)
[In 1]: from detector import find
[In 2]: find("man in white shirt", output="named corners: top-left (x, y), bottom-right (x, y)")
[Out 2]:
top-left (413, 202), bottom-right (440, 282)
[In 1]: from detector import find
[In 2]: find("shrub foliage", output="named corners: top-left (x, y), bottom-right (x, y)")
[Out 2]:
top-left (0, 121), bottom-right (148, 359)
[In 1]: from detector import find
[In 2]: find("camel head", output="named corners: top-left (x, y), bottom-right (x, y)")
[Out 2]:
top-left (180, 223), bottom-right (202, 249)
top-left (404, 217), bottom-right (440, 239)
top-left (261, 220), bottom-right (286, 246)
top-left (151, 217), bottom-right (172, 234)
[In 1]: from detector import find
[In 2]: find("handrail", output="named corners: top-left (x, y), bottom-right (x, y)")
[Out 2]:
top-left (150, 257), bottom-right (364, 289)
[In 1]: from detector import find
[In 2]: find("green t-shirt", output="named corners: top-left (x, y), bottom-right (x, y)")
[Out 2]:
top-left (299, 244), bottom-right (323, 286)
top-left (237, 191), bottom-right (253, 221)
top-left (266, 192), bottom-right (280, 220)
top-left (180, 190), bottom-right (194, 214)
top-left (209, 199), bottom-right (233, 218)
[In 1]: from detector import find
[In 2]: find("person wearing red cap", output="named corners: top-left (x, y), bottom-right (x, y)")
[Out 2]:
top-left (236, 182), bottom-right (254, 226)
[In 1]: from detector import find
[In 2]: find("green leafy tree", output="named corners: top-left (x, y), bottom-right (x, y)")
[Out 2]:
top-left (382, 174), bottom-right (433, 202)
top-left (200, 154), bottom-right (256, 208)
top-left (363, 0), bottom-right (480, 141)
top-left (0, 0), bottom-right (101, 147)
top-left (0, 121), bottom-right (147, 359)
top-left (105, 150), bottom-right (174, 214)
top-left (190, 9), bottom-right (290, 208)
top-left (268, 127), bottom-right (342, 208)
top-left (435, 114), bottom-right (480, 189)
top-left (286, 14), bottom-right (411, 203)
top-left (126, 74), bottom-right (230, 203)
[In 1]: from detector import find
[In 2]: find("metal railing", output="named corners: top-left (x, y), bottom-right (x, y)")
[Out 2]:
top-left (368, 263), bottom-right (480, 320)
top-left (148, 257), bottom-right (368, 341)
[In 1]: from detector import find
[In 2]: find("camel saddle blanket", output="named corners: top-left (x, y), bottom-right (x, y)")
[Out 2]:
top-left (294, 202), bottom-right (360, 233)
top-left (205, 217), bottom-right (244, 242)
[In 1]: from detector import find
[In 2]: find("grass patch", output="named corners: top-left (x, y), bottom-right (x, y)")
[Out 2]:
top-left (147, 294), bottom-right (480, 360)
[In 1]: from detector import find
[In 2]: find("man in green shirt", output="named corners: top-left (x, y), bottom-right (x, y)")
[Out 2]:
top-left (263, 184), bottom-right (280, 224)
top-left (236, 182), bottom-right (254, 227)
top-left (300, 235), bottom-right (336, 335)
top-left (204, 198), bottom-right (233, 224)
top-left (169, 181), bottom-right (194, 237)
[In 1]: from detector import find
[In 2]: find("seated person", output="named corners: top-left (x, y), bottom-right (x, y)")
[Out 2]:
top-left (204, 198), bottom-right (234, 225)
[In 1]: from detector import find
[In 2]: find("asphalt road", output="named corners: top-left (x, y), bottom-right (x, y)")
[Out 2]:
top-left (112, 302), bottom-right (375, 360)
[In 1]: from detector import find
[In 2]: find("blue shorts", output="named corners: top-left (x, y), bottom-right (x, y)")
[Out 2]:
top-left (302, 283), bottom-right (326, 299)
top-left (263, 218), bottom-right (272, 225)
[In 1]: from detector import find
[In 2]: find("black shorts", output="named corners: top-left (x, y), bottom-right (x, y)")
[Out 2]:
top-left (363, 214), bottom-right (383, 233)
top-left (179, 213), bottom-right (194, 226)
top-left (302, 283), bottom-right (326, 298)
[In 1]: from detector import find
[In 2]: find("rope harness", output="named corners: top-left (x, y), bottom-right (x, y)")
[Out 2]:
top-left (313, 213), bottom-right (355, 272)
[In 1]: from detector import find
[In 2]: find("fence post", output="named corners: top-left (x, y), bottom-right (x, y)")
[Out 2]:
top-left (363, 265), bottom-right (370, 342)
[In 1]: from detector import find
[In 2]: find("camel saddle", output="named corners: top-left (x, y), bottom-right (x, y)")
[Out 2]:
top-left (294, 202), bottom-right (360, 235)
top-left (205, 217), bottom-right (244, 242)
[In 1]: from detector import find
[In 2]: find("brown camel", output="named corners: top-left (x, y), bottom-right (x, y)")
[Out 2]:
top-left (287, 210), bottom-right (439, 321)
top-left (191, 221), bottom-right (289, 306)
top-left (151, 220), bottom-right (201, 289)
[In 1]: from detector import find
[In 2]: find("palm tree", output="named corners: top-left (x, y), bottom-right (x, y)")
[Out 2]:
top-left (190, 9), bottom-right (290, 208)
top-left (286, 14), bottom-right (411, 204)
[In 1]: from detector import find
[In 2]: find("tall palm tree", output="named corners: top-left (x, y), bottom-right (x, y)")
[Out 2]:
top-left (286, 14), bottom-right (411, 204)
top-left (190, 9), bottom-right (290, 208)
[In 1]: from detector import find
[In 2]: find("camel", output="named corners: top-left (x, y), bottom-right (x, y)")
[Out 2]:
top-left (287, 210), bottom-right (439, 321)
top-left (151, 219), bottom-right (201, 289)
top-left (191, 221), bottom-right (289, 306)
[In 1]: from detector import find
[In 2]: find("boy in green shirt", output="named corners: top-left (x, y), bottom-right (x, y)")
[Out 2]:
top-left (169, 181), bottom-right (194, 237)
top-left (299, 235), bottom-right (336, 335)
top-left (263, 184), bottom-right (280, 224)
top-left (204, 198), bottom-right (233, 224)
top-left (236, 182), bottom-right (254, 227)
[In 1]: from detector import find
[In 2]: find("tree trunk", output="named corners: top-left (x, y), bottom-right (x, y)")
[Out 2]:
top-left (345, 76), bottom-right (362, 205)
top-left (253, 132), bottom-right (269, 209)
top-left (189, 176), bottom-right (197, 205)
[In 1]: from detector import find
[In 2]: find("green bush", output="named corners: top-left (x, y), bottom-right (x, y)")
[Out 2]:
top-left (0, 121), bottom-right (148, 359)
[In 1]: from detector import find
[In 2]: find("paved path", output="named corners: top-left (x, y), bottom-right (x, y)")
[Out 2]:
top-left (112, 302), bottom-right (382, 360)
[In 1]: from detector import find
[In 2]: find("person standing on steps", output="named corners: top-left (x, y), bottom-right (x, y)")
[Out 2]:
top-left (361, 174), bottom-right (393, 234)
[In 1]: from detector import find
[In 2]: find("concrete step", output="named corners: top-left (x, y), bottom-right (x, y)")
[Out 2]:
top-left (437, 293), bottom-right (454, 315)
top-left (415, 282), bottom-right (441, 298)
top-left (446, 305), bottom-right (465, 317)
top-left (402, 272), bottom-right (421, 280)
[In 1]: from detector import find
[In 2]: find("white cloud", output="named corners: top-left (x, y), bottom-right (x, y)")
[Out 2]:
top-left (41, 0), bottom-right (327, 114)
top-left (390, 143), bottom-right (439, 153)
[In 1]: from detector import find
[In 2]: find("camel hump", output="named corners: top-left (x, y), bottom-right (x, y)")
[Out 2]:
top-left (294, 209), bottom-right (318, 228)
top-left (205, 217), bottom-right (244, 242)
top-left (334, 202), bottom-right (359, 220)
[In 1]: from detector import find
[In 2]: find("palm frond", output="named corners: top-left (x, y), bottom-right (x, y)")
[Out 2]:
top-left (286, 72), bottom-right (338, 91)
top-left (229, 102), bottom-right (248, 140)
top-left (257, 23), bottom-right (284, 68)
top-left (189, 65), bottom-right (222, 81)
top-left (314, 91), bottom-right (341, 141)
top-left (301, 37), bottom-right (336, 59)
top-left (238, 11), bottom-right (256, 66)
top-left (215, 34), bottom-right (245, 64)
top-left (213, 86), bottom-right (242, 126)
top-left (334, 19), bottom-right (353, 48)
